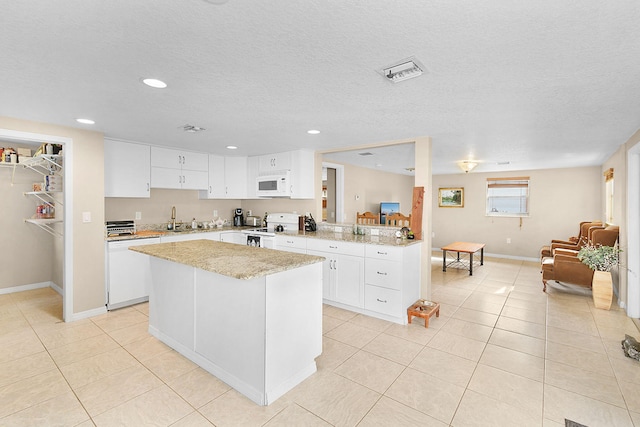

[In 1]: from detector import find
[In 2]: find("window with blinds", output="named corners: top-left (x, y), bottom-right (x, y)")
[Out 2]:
top-left (486, 177), bottom-right (530, 217)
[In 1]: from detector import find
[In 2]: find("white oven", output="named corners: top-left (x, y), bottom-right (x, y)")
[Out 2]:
top-left (256, 171), bottom-right (290, 197)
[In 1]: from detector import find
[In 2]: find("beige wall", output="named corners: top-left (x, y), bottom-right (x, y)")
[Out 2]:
top-left (106, 189), bottom-right (317, 227)
top-left (0, 116), bottom-right (105, 315)
top-left (432, 166), bottom-right (602, 259)
top-left (0, 143), bottom-right (54, 289)
top-left (331, 161), bottom-right (415, 224)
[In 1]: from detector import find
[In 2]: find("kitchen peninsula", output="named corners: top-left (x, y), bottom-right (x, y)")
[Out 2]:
top-left (130, 239), bottom-right (324, 406)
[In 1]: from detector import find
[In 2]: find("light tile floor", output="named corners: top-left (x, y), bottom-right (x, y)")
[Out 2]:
top-left (1, 255), bottom-right (640, 426)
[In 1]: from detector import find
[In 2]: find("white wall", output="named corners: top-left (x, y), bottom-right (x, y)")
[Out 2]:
top-left (432, 166), bottom-right (602, 259)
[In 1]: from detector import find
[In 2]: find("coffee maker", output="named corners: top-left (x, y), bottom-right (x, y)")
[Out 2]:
top-left (233, 208), bottom-right (245, 227)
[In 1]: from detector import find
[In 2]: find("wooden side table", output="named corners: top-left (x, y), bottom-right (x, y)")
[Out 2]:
top-left (407, 300), bottom-right (440, 328)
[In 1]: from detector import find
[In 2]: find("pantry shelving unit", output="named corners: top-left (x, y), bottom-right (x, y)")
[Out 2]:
top-left (21, 154), bottom-right (64, 237)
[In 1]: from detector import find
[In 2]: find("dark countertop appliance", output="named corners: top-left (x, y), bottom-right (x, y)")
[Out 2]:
top-left (233, 208), bottom-right (245, 227)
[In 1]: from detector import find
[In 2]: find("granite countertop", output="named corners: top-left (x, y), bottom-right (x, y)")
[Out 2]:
top-left (106, 225), bottom-right (249, 242)
top-left (296, 230), bottom-right (420, 247)
top-left (129, 239), bottom-right (325, 280)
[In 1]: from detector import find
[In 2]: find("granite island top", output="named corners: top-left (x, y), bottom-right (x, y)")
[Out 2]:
top-left (129, 239), bottom-right (325, 280)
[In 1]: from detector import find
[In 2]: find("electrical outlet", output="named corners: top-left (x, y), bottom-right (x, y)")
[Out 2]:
top-left (213, 210), bottom-right (218, 217)
top-left (82, 211), bottom-right (91, 223)
top-left (135, 211), bottom-right (142, 220)
top-left (506, 238), bottom-right (511, 244)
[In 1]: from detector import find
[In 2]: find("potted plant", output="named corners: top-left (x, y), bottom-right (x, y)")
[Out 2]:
top-left (577, 244), bottom-right (621, 310)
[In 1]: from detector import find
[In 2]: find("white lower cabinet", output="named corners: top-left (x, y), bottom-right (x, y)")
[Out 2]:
top-left (274, 235), bottom-right (306, 253)
top-left (303, 238), bottom-right (420, 324)
top-left (363, 243), bottom-right (421, 324)
top-left (160, 231), bottom-right (219, 243)
top-left (306, 239), bottom-right (365, 308)
top-left (219, 231), bottom-right (246, 245)
top-left (106, 237), bottom-right (160, 309)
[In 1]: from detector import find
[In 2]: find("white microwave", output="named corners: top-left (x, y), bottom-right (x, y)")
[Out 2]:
top-left (256, 171), bottom-right (291, 197)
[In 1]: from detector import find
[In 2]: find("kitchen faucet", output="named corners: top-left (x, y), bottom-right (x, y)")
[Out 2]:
top-left (171, 206), bottom-right (177, 230)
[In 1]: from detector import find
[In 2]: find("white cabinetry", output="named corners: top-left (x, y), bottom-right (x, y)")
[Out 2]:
top-left (199, 155), bottom-right (247, 199)
top-left (363, 244), bottom-right (420, 323)
top-left (252, 150), bottom-right (314, 199)
top-left (290, 150), bottom-right (314, 199)
top-left (306, 239), bottom-right (364, 308)
top-left (219, 231), bottom-right (246, 245)
top-left (160, 231), bottom-right (220, 243)
top-left (274, 235), bottom-right (307, 254)
top-left (259, 152), bottom-right (291, 172)
top-left (106, 237), bottom-right (160, 309)
top-left (151, 147), bottom-right (208, 190)
top-left (104, 139), bottom-right (151, 198)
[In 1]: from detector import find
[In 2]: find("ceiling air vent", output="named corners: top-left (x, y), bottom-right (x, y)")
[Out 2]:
top-left (359, 152), bottom-right (374, 156)
top-left (179, 124), bottom-right (206, 133)
top-left (379, 57), bottom-right (425, 83)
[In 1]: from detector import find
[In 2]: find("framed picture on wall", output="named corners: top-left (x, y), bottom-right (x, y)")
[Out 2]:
top-left (438, 187), bottom-right (464, 207)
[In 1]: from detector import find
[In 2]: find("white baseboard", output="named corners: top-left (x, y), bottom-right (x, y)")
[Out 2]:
top-left (70, 306), bottom-right (107, 322)
top-left (0, 281), bottom-right (52, 295)
top-left (431, 248), bottom-right (538, 263)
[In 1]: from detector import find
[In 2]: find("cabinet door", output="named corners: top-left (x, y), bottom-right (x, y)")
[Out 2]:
top-left (334, 253), bottom-right (364, 307)
top-left (104, 139), bottom-right (151, 198)
top-left (181, 151), bottom-right (208, 172)
top-left (259, 152), bottom-right (291, 172)
top-left (200, 155), bottom-right (226, 199)
top-left (308, 250), bottom-right (333, 299)
top-left (224, 157), bottom-right (247, 198)
top-left (151, 166), bottom-right (182, 189)
top-left (181, 169), bottom-right (208, 190)
top-left (151, 146), bottom-right (182, 169)
top-left (289, 150), bottom-right (315, 199)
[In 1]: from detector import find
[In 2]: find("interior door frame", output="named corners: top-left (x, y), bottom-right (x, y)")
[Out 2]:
top-left (627, 143), bottom-right (640, 318)
top-left (0, 128), bottom-right (74, 321)
top-left (322, 162), bottom-right (344, 223)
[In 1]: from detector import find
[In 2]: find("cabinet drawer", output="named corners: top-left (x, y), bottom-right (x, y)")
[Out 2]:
top-left (275, 235), bottom-right (306, 250)
top-left (365, 259), bottom-right (402, 290)
top-left (364, 285), bottom-right (401, 317)
top-left (365, 244), bottom-right (403, 261)
top-left (306, 239), bottom-right (364, 257)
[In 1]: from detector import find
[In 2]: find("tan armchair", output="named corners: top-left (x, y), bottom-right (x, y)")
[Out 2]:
top-left (540, 221), bottom-right (602, 261)
top-left (541, 253), bottom-right (594, 292)
top-left (553, 225), bottom-right (619, 257)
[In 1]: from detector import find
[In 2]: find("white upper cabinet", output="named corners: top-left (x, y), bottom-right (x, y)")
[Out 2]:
top-left (251, 150), bottom-right (315, 199)
top-left (150, 147), bottom-right (208, 190)
top-left (199, 155), bottom-right (247, 199)
top-left (258, 152), bottom-right (291, 172)
top-left (104, 139), bottom-right (151, 198)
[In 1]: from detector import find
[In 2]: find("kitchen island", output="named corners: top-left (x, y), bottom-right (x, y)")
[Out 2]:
top-left (130, 239), bottom-right (324, 406)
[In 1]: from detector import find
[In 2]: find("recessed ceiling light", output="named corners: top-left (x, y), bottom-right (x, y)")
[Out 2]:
top-left (307, 129), bottom-right (320, 135)
top-left (142, 78), bottom-right (167, 89)
top-left (76, 118), bottom-right (95, 124)
top-left (226, 145), bottom-right (238, 150)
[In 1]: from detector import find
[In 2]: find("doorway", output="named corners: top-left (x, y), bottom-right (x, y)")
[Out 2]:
top-left (0, 128), bottom-right (73, 321)
top-left (322, 162), bottom-right (344, 223)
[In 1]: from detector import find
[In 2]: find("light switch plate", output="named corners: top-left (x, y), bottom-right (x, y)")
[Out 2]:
top-left (213, 210), bottom-right (218, 217)
top-left (135, 211), bottom-right (142, 220)
top-left (82, 211), bottom-right (91, 223)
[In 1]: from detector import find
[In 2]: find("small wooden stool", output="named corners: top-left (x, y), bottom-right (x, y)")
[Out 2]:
top-left (407, 300), bottom-right (440, 328)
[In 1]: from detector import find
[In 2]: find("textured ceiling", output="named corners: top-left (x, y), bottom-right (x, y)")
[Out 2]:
top-left (1, 1), bottom-right (639, 175)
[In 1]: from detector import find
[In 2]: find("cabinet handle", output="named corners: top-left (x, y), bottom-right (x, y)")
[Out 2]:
top-left (376, 271), bottom-right (387, 276)
top-left (334, 260), bottom-right (337, 269)
top-left (376, 298), bottom-right (388, 303)
top-left (287, 240), bottom-right (293, 244)
top-left (377, 251), bottom-right (387, 255)
top-left (209, 186), bottom-right (212, 194)
top-left (329, 245), bottom-right (337, 249)
top-left (146, 183), bottom-right (149, 192)
top-left (178, 154), bottom-right (181, 165)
